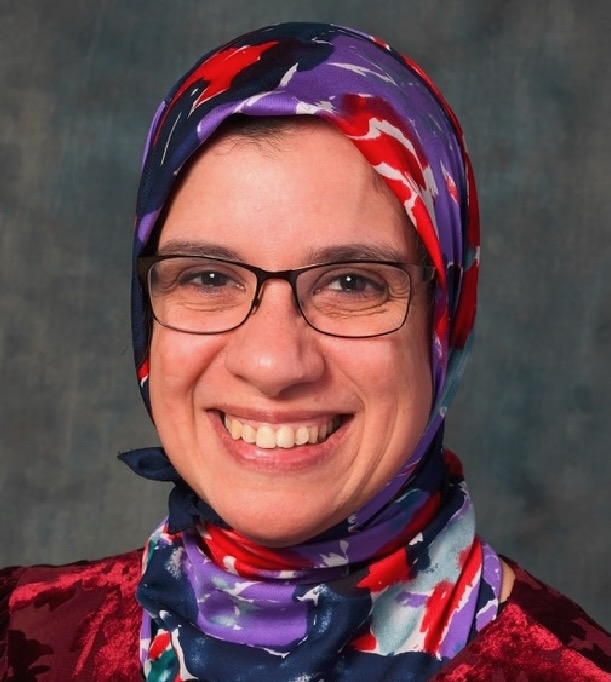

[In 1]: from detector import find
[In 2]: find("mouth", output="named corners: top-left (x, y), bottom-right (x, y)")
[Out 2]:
top-left (222, 414), bottom-right (344, 449)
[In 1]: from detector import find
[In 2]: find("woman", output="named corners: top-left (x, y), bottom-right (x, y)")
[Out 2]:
top-left (1, 21), bottom-right (609, 681)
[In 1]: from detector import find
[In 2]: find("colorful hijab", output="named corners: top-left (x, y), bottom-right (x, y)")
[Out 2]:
top-left (121, 22), bottom-right (501, 681)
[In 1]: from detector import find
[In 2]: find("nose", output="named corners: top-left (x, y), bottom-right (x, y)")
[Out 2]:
top-left (223, 280), bottom-right (326, 397)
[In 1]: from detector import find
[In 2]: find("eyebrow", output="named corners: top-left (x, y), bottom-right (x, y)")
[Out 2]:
top-left (305, 243), bottom-right (408, 263)
top-left (156, 239), bottom-right (409, 264)
top-left (157, 240), bottom-right (242, 260)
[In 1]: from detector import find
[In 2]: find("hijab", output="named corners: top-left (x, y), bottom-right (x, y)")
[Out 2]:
top-left (121, 21), bottom-right (501, 681)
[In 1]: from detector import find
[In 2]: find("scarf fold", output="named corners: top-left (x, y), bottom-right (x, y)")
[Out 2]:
top-left (126, 21), bottom-right (499, 681)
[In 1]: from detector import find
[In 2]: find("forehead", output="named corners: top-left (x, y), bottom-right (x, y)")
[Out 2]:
top-left (157, 119), bottom-right (417, 265)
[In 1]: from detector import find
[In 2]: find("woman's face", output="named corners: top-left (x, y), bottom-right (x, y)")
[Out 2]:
top-left (148, 121), bottom-right (433, 546)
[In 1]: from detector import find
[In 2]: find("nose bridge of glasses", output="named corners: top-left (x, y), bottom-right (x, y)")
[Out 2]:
top-left (250, 266), bottom-right (302, 313)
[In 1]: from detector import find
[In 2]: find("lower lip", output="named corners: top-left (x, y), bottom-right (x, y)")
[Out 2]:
top-left (210, 412), bottom-right (349, 473)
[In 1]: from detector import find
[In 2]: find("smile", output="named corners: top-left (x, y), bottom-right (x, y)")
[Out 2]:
top-left (222, 414), bottom-right (342, 449)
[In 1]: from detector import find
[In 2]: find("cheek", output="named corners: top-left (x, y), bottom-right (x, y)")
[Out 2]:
top-left (354, 313), bottom-right (433, 467)
top-left (344, 317), bottom-right (432, 410)
top-left (148, 327), bottom-right (224, 413)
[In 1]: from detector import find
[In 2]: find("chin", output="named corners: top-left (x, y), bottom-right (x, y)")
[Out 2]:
top-left (215, 500), bottom-right (339, 548)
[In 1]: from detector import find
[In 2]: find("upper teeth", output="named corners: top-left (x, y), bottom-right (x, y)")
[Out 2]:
top-left (223, 415), bottom-right (340, 449)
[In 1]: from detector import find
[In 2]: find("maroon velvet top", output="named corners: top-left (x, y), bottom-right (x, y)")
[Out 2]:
top-left (1, 550), bottom-right (609, 681)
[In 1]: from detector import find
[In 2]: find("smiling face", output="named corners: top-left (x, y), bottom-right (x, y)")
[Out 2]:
top-left (148, 119), bottom-right (433, 547)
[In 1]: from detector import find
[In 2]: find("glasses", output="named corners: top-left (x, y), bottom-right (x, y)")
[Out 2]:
top-left (138, 255), bottom-right (435, 339)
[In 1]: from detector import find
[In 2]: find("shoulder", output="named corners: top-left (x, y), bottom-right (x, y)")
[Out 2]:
top-left (1, 549), bottom-right (143, 681)
top-left (434, 558), bottom-right (611, 681)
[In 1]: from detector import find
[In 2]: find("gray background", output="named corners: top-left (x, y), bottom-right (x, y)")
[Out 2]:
top-left (1, 1), bottom-right (609, 628)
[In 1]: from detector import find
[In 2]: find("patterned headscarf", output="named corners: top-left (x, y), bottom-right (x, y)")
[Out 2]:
top-left (122, 22), bottom-right (500, 681)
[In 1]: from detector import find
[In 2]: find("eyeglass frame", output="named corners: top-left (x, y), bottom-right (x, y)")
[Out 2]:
top-left (137, 254), bottom-right (436, 339)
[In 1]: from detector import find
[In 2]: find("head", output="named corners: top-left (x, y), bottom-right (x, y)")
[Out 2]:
top-left (132, 23), bottom-right (479, 546)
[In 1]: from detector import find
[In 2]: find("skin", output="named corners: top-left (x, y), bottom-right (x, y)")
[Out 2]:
top-left (148, 119), bottom-right (433, 548)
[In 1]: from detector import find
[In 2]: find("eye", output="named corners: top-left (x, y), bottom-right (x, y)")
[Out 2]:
top-left (313, 267), bottom-right (389, 300)
top-left (178, 269), bottom-right (237, 289)
top-left (173, 260), bottom-right (250, 294)
top-left (324, 272), bottom-right (385, 295)
top-left (151, 258), bottom-right (249, 298)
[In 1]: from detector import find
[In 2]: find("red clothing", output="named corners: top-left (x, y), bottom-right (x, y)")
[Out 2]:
top-left (1, 550), bottom-right (609, 681)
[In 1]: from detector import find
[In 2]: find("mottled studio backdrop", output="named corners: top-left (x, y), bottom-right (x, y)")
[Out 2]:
top-left (1, 1), bottom-right (609, 627)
